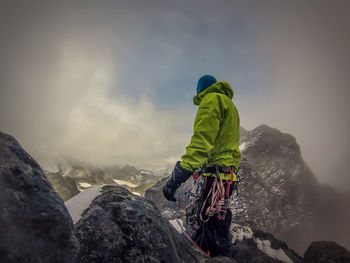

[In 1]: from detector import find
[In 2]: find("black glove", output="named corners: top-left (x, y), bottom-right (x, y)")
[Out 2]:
top-left (162, 161), bottom-right (192, 202)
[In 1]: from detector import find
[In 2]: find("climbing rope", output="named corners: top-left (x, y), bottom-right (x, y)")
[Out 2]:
top-left (200, 175), bottom-right (226, 222)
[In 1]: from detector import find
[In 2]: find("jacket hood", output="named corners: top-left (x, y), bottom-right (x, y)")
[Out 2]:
top-left (193, 81), bottom-right (234, 105)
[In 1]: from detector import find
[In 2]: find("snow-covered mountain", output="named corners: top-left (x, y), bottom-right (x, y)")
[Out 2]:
top-left (146, 124), bottom-right (350, 254)
top-left (235, 125), bottom-right (350, 254)
top-left (44, 159), bottom-right (162, 201)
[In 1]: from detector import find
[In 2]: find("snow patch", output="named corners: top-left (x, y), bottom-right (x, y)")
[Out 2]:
top-left (230, 223), bottom-right (253, 243)
top-left (141, 170), bottom-right (153, 175)
top-left (132, 192), bottom-right (141, 196)
top-left (254, 238), bottom-right (294, 263)
top-left (113, 179), bottom-right (138, 188)
top-left (65, 185), bottom-right (103, 224)
top-left (169, 218), bottom-right (184, 234)
top-left (239, 142), bottom-right (247, 151)
top-left (79, 182), bottom-right (92, 188)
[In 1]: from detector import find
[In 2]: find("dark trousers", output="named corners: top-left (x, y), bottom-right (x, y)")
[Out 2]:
top-left (191, 176), bottom-right (234, 257)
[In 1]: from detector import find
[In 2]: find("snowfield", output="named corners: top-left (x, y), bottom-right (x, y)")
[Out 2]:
top-left (230, 223), bottom-right (253, 243)
top-left (239, 142), bottom-right (247, 151)
top-left (255, 238), bottom-right (294, 263)
top-left (140, 170), bottom-right (153, 175)
top-left (113, 179), bottom-right (138, 188)
top-left (79, 182), bottom-right (92, 188)
top-left (230, 223), bottom-right (294, 263)
top-left (65, 186), bottom-right (103, 224)
top-left (169, 219), bottom-right (182, 234)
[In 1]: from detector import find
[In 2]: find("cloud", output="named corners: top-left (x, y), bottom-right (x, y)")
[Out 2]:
top-left (56, 52), bottom-right (192, 168)
top-left (0, 41), bottom-right (193, 169)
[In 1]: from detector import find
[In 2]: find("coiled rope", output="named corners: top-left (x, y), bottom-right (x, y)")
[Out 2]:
top-left (200, 175), bottom-right (226, 222)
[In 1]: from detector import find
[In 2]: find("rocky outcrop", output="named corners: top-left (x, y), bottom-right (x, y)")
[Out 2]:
top-left (0, 131), bottom-right (77, 263)
top-left (73, 185), bottom-right (208, 263)
top-left (45, 172), bottom-right (79, 201)
top-left (236, 125), bottom-right (350, 254)
top-left (232, 125), bottom-right (317, 252)
top-left (227, 223), bottom-right (302, 263)
top-left (303, 241), bottom-right (350, 263)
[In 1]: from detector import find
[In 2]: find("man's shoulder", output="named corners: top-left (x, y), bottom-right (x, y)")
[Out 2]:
top-left (200, 92), bottom-right (228, 104)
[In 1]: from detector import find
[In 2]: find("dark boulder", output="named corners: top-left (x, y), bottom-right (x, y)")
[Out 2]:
top-left (303, 241), bottom-right (350, 263)
top-left (74, 185), bottom-right (182, 263)
top-left (0, 131), bottom-right (77, 263)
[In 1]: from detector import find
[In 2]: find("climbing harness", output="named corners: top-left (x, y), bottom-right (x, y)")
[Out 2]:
top-left (185, 165), bottom-right (240, 230)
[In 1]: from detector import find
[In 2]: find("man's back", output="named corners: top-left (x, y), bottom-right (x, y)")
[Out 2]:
top-left (181, 81), bottom-right (241, 171)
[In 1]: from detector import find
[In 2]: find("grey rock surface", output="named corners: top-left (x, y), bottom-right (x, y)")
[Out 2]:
top-left (236, 125), bottom-right (350, 254)
top-left (0, 131), bottom-right (77, 263)
top-left (303, 241), bottom-right (350, 263)
top-left (46, 172), bottom-right (79, 201)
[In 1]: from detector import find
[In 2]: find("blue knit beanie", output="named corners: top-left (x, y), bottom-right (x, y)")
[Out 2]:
top-left (196, 75), bottom-right (217, 94)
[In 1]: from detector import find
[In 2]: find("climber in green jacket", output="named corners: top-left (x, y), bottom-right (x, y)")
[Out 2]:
top-left (163, 74), bottom-right (241, 257)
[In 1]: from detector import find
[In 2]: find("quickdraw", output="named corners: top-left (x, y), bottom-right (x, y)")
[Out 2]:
top-left (184, 173), bottom-right (205, 231)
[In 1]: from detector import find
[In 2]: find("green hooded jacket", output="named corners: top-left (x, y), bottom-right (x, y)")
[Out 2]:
top-left (180, 81), bottom-right (241, 171)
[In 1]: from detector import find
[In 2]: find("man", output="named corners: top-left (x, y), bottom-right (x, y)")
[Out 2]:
top-left (162, 74), bottom-right (241, 257)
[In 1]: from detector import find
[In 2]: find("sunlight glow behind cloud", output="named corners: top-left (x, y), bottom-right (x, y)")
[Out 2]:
top-left (33, 46), bottom-right (192, 169)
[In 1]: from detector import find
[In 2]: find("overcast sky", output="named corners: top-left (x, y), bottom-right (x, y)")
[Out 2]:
top-left (1, 0), bottom-right (349, 190)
